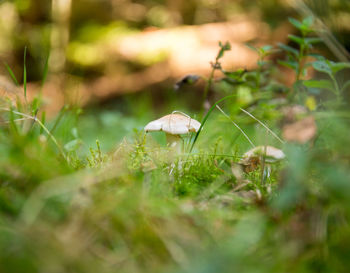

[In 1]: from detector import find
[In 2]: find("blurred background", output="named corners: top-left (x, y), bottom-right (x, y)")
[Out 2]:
top-left (0, 0), bottom-right (349, 150)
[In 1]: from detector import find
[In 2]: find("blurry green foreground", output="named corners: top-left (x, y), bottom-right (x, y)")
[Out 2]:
top-left (1, 1), bottom-right (350, 273)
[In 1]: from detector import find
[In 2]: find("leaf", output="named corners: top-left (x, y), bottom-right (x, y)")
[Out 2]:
top-left (289, 17), bottom-right (314, 36)
top-left (245, 43), bottom-right (258, 53)
top-left (278, 60), bottom-right (297, 70)
top-left (42, 52), bottom-right (50, 86)
top-left (303, 79), bottom-right (334, 91)
top-left (288, 34), bottom-right (304, 45)
top-left (217, 41), bottom-right (231, 60)
top-left (3, 62), bottom-right (19, 86)
top-left (302, 16), bottom-right (314, 27)
top-left (23, 46), bottom-right (27, 99)
top-left (328, 62), bottom-right (350, 74)
top-left (8, 106), bottom-right (19, 135)
top-left (304, 37), bottom-right (322, 44)
top-left (221, 77), bottom-right (245, 86)
top-left (31, 97), bottom-right (40, 113)
top-left (222, 68), bottom-right (246, 80)
top-left (40, 111), bottom-right (46, 134)
top-left (221, 41), bottom-right (231, 51)
top-left (261, 45), bottom-right (273, 53)
top-left (288, 18), bottom-right (303, 30)
top-left (278, 43), bottom-right (299, 57)
top-left (312, 61), bottom-right (332, 75)
top-left (306, 53), bottom-right (325, 60)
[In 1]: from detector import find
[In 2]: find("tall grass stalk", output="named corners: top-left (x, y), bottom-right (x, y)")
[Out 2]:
top-left (189, 94), bottom-right (237, 153)
top-left (216, 105), bottom-right (255, 148)
top-left (239, 107), bottom-right (285, 144)
top-left (23, 46), bottom-right (27, 101)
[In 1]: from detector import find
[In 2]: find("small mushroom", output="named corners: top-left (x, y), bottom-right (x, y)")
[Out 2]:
top-left (144, 112), bottom-right (201, 152)
top-left (240, 145), bottom-right (285, 173)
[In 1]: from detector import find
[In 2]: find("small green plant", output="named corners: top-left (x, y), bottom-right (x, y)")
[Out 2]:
top-left (278, 17), bottom-right (321, 81)
top-left (86, 139), bottom-right (108, 168)
top-left (304, 59), bottom-right (350, 104)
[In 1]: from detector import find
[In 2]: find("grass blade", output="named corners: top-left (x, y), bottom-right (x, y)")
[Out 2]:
top-left (216, 105), bottom-right (255, 148)
top-left (3, 62), bottom-right (19, 86)
top-left (40, 111), bottom-right (46, 134)
top-left (50, 106), bottom-right (68, 134)
top-left (42, 52), bottom-right (50, 87)
top-left (239, 107), bottom-right (285, 144)
top-left (23, 46), bottom-right (27, 100)
top-left (189, 94), bottom-right (237, 152)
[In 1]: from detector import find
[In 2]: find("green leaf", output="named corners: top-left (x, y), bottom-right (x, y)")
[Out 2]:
top-left (222, 68), bottom-right (246, 80)
top-left (42, 52), bottom-right (50, 86)
top-left (306, 53), bottom-right (325, 60)
top-left (278, 60), bottom-right (297, 70)
top-left (31, 97), bottom-right (40, 112)
top-left (288, 34), bottom-right (304, 45)
top-left (40, 111), bottom-right (46, 134)
top-left (303, 79), bottom-right (334, 91)
top-left (302, 16), bottom-right (314, 27)
top-left (8, 106), bottom-right (19, 135)
top-left (304, 37), bottom-right (322, 44)
top-left (288, 18), bottom-right (303, 30)
top-left (261, 45), bottom-right (273, 52)
top-left (221, 77), bottom-right (245, 86)
top-left (217, 41), bottom-right (231, 60)
top-left (328, 62), bottom-right (350, 74)
top-left (245, 43), bottom-right (258, 53)
top-left (278, 43), bottom-right (299, 57)
top-left (289, 17), bottom-right (314, 36)
top-left (23, 46), bottom-right (27, 99)
top-left (312, 61), bottom-right (332, 75)
top-left (3, 62), bottom-right (19, 86)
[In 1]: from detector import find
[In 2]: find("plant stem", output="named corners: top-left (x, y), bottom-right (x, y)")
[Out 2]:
top-left (330, 74), bottom-right (342, 104)
top-left (203, 68), bottom-right (215, 103)
top-left (200, 67), bottom-right (216, 119)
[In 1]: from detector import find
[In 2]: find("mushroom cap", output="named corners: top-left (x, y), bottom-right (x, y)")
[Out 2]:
top-left (242, 146), bottom-right (285, 163)
top-left (144, 113), bottom-right (201, 135)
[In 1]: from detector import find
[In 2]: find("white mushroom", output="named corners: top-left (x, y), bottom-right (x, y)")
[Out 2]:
top-left (144, 113), bottom-right (201, 151)
top-left (242, 146), bottom-right (285, 164)
top-left (240, 146), bottom-right (285, 173)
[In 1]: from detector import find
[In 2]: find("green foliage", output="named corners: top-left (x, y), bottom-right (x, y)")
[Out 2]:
top-left (1, 16), bottom-right (350, 273)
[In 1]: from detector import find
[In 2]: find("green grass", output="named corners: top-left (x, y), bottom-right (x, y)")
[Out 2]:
top-left (1, 17), bottom-right (350, 273)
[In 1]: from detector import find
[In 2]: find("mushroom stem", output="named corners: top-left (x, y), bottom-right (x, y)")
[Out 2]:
top-left (165, 133), bottom-right (182, 153)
